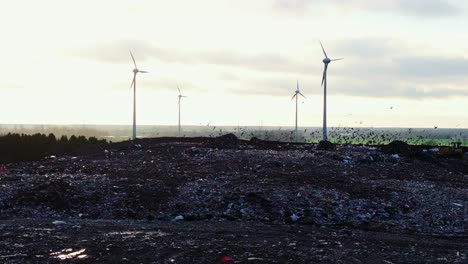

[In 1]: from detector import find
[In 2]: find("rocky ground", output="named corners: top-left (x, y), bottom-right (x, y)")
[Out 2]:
top-left (0, 135), bottom-right (467, 263)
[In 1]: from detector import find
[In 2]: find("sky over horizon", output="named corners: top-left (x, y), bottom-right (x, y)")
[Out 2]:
top-left (1, 0), bottom-right (467, 128)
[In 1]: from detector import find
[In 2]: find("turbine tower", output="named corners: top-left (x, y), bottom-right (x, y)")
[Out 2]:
top-left (320, 41), bottom-right (343, 141)
top-left (177, 85), bottom-right (187, 137)
top-left (291, 80), bottom-right (306, 142)
top-left (129, 51), bottom-right (148, 140)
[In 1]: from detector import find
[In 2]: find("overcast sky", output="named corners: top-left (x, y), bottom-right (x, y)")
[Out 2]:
top-left (0, 0), bottom-right (467, 128)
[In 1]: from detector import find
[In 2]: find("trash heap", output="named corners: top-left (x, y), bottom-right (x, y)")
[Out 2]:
top-left (0, 136), bottom-right (466, 236)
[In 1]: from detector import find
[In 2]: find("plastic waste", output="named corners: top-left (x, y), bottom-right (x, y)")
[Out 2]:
top-left (172, 215), bottom-right (184, 221)
top-left (221, 256), bottom-right (234, 263)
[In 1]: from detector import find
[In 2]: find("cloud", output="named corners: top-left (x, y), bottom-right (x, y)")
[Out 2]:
top-left (232, 74), bottom-right (468, 99)
top-left (397, 0), bottom-right (459, 17)
top-left (324, 38), bottom-right (468, 80)
top-left (273, 0), bottom-right (460, 17)
top-left (393, 57), bottom-right (468, 78)
top-left (144, 78), bottom-right (205, 92)
top-left (273, 0), bottom-right (312, 14)
top-left (112, 76), bottom-right (205, 93)
top-left (336, 82), bottom-right (468, 98)
top-left (72, 39), bottom-right (468, 99)
top-left (70, 40), bottom-right (174, 65)
top-left (337, 55), bottom-right (468, 80)
top-left (71, 40), bottom-right (319, 74)
top-left (401, 87), bottom-right (468, 98)
top-left (218, 72), bottom-right (241, 81)
top-left (333, 38), bottom-right (398, 58)
top-left (191, 49), bottom-right (312, 74)
top-left (332, 54), bottom-right (468, 98)
top-left (0, 82), bottom-right (26, 91)
top-left (232, 77), bottom-right (308, 97)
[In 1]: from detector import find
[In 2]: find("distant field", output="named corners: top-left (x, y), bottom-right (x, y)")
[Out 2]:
top-left (1, 124), bottom-right (467, 146)
top-left (307, 137), bottom-right (468, 146)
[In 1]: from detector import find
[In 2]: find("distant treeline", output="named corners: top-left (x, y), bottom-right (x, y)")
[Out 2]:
top-left (0, 124), bottom-right (110, 139)
top-left (0, 133), bottom-right (107, 163)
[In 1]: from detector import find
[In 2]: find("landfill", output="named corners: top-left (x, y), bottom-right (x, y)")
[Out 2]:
top-left (0, 135), bottom-right (466, 263)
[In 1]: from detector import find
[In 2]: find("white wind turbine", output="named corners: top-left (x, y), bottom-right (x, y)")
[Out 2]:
top-left (129, 51), bottom-right (148, 140)
top-left (291, 80), bottom-right (306, 142)
top-left (320, 41), bottom-right (343, 141)
top-left (177, 85), bottom-right (187, 137)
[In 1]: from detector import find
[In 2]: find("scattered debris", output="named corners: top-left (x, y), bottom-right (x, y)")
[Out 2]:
top-left (50, 248), bottom-right (87, 260)
top-left (0, 135), bottom-right (466, 263)
top-left (0, 165), bottom-right (6, 174)
top-left (221, 256), bottom-right (234, 263)
top-left (52, 221), bottom-right (67, 226)
top-left (172, 215), bottom-right (184, 221)
top-left (290, 213), bottom-right (300, 222)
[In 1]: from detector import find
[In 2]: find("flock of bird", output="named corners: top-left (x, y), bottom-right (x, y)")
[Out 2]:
top-left (128, 42), bottom-right (344, 141)
top-left (231, 126), bottom-right (463, 145)
top-left (128, 43), bottom-right (456, 143)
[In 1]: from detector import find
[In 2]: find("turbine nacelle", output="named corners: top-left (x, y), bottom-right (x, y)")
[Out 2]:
top-left (130, 51), bottom-right (148, 76)
top-left (133, 69), bottom-right (148, 74)
top-left (319, 41), bottom-right (343, 86)
top-left (291, 81), bottom-right (306, 100)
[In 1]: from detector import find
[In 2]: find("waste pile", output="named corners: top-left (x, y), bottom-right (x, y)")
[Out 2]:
top-left (0, 136), bottom-right (467, 237)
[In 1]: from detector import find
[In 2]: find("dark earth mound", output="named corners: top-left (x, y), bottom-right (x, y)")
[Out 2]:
top-left (316, 140), bottom-right (336, 150)
top-left (382, 140), bottom-right (420, 157)
top-left (0, 136), bottom-right (466, 263)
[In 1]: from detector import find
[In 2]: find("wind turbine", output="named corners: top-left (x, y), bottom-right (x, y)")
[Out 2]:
top-left (177, 84), bottom-right (187, 137)
top-left (291, 80), bottom-right (306, 142)
top-left (320, 41), bottom-right (343, 141)
top-left (129, 51), bottom-right (148, 140)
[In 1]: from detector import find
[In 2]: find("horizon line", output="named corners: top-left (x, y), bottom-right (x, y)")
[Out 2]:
top-left (0, 123), bottom-right (467, 130)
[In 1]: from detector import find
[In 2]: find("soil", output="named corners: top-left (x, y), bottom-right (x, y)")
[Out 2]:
top-left (0, 136), bottom-right (467, 263)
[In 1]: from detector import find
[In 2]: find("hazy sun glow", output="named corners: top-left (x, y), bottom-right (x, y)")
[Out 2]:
top-left (1, 0), bottom-right (467, 128)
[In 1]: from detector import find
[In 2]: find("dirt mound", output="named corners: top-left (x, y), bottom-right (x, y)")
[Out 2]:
top-left (249, 137), bottom-right (270, 148)
top-left (248, 137), bottom-right (301, 150)
top-left (382, 140), bottom-right (421, 157)
top-left (211, 133), bottom-right (239, 148)
top-left (316, 140), bottom-right (335, 150)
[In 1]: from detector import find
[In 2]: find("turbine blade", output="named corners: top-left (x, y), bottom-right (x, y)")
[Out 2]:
top-left (331, 58), bottom-right (344, 61)
top-left (299, 92), bottom-right (306, 99)
top-left (130, 74), bottom-right (135, 89)
top-left (321, 64), bottom-right (328, 86)
top-left (291, 93), bottom-right (297, 100)
top-left (139, 70), bottom-right (148, 73)
top-left (129, 51), bottom-right (137, 68)
top-left (177, 85), bottom-right (181, 95)
top-left (319, 41), bottom-right (328, 58)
